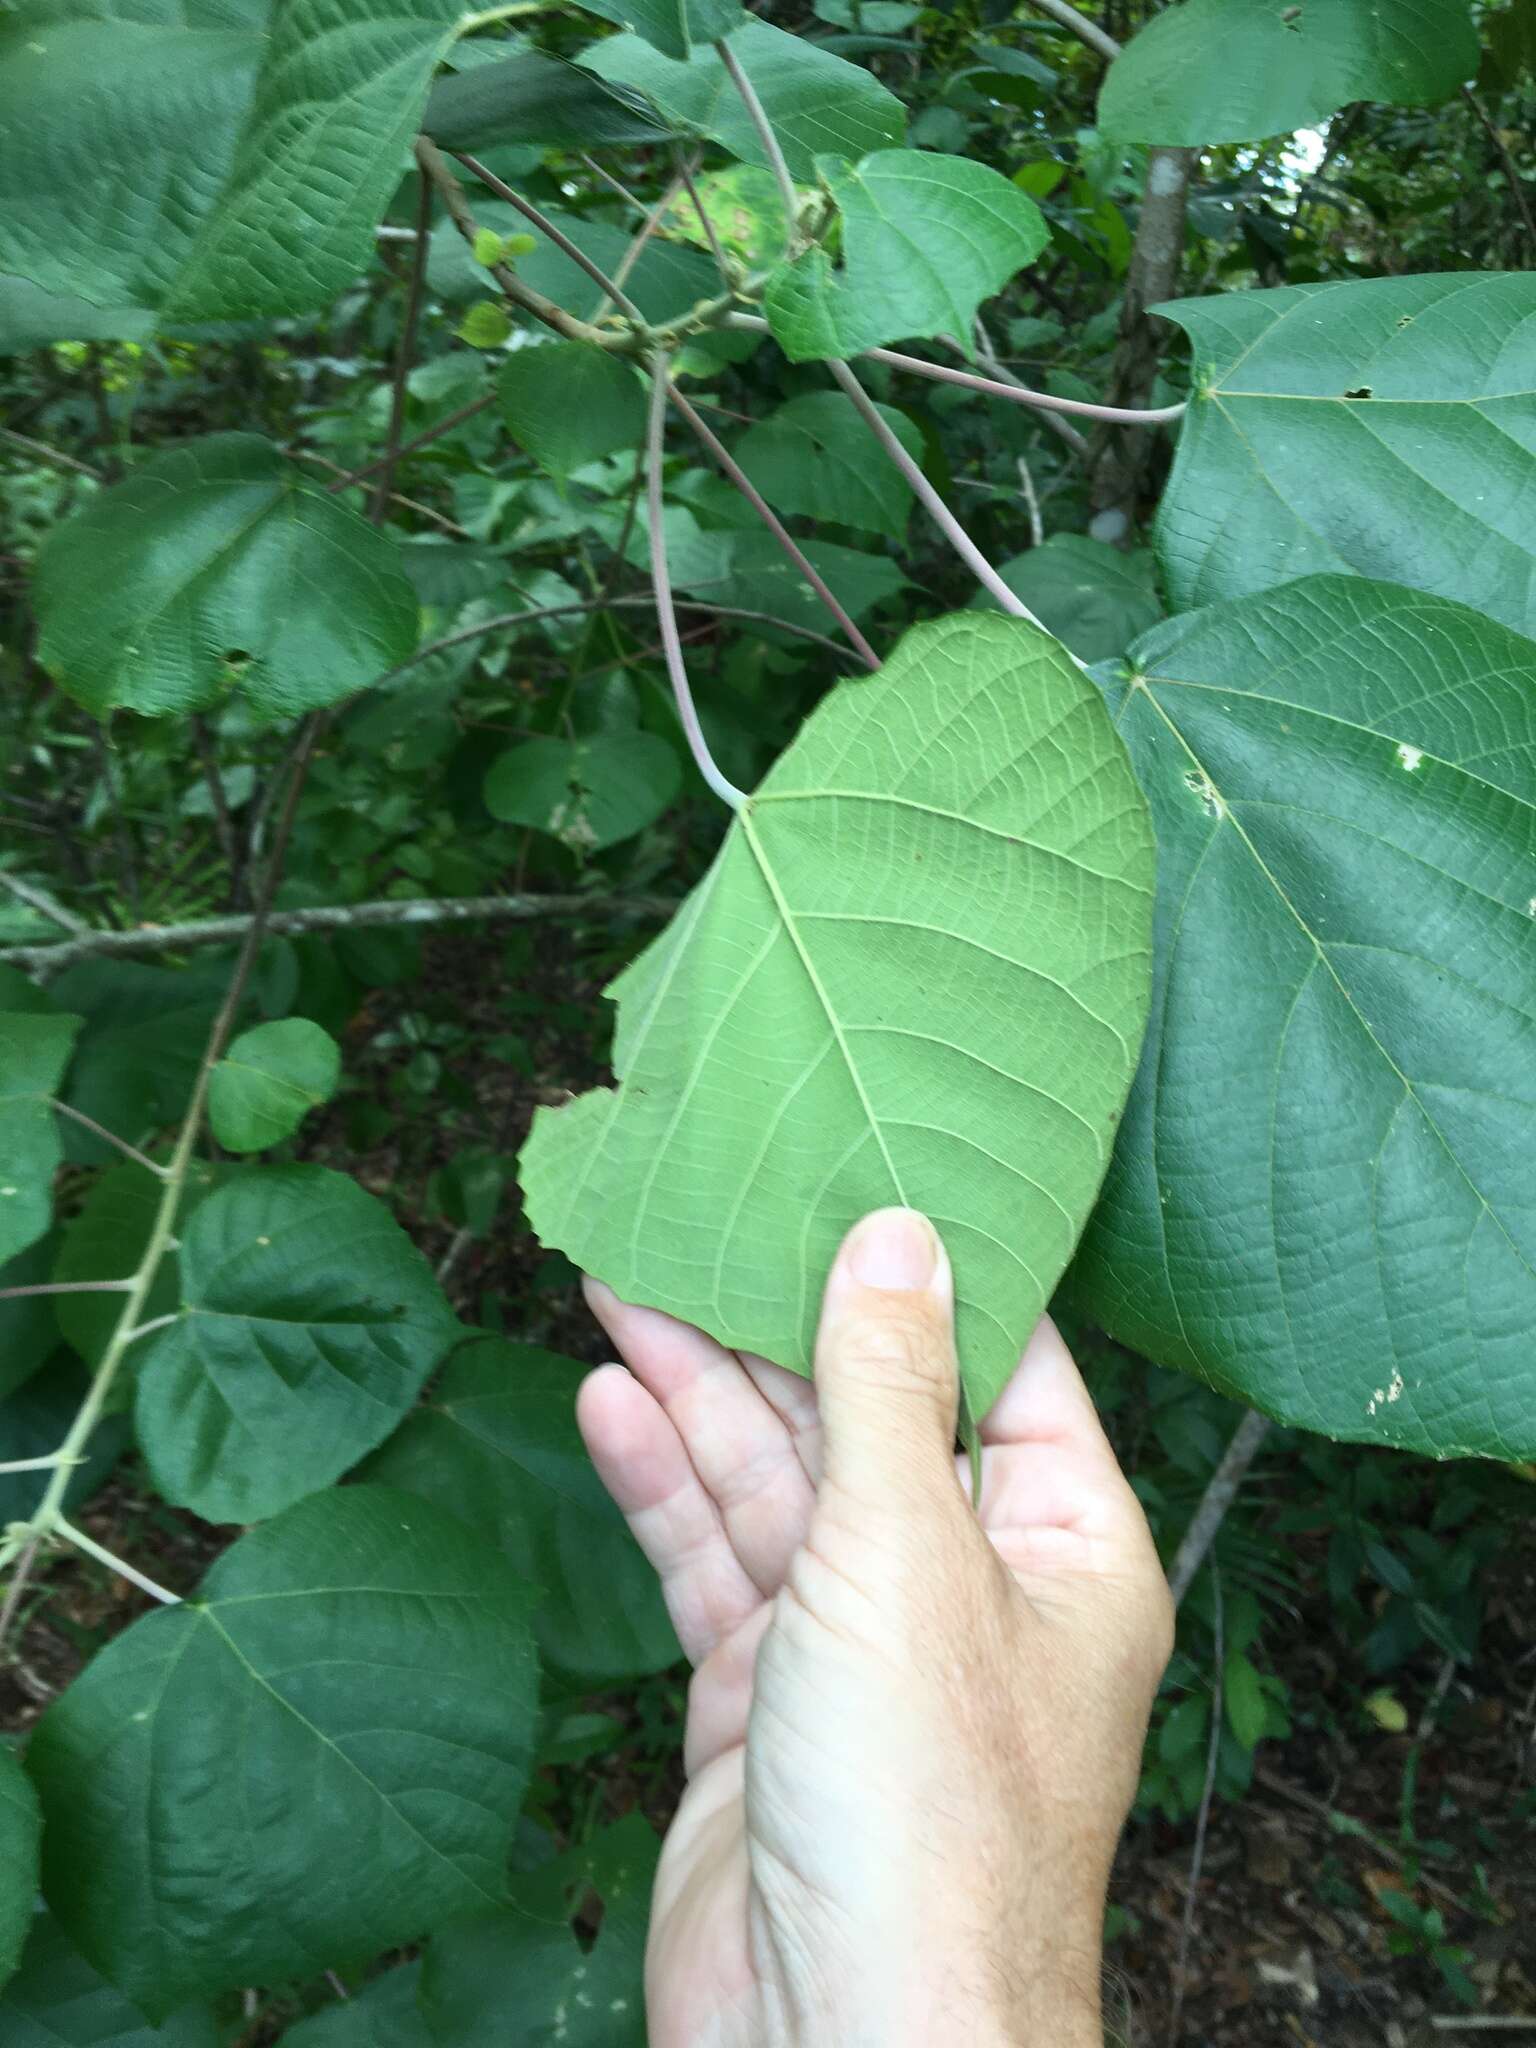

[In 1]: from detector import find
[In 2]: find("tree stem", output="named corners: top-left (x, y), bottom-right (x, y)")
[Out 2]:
top-left (370, 171), bottom-right (434, 523)
top-left (1167, 1408), bottom-right (1272, 1606)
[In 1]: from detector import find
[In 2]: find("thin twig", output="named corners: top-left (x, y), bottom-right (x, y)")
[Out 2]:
top-left (1016, 455), bottom-right (1043, 549)
top-left (0, 427), bottom-right (105, 481)
top-left (715, 39), bottom-right (800, 230)
top-left (1167, 1409), bottom-right (1271, 1606)
top-left (291, 448), bottom-right (473, 538)
top-left (454, 151), bottom-right (646, 323)
top-left (1167, 1571), bottom-right (1222, 2048)
top-left (973, 321), bottom-right (1092, 458)
top-left (593, 165), bottom-right (689, 325)
top-left (1462, 85), bottom-right (1536, 255)
top-left (0, 890), bottom-right (676, 971)
top-left (0, 868), bottom-right (89, 933)
top-left (0, 1454), bottom-right (75, 1475)
top-left (191, 716), bottom-right (240, 882)
top-left (0, 1279), bottom-right (133, 1302)
top-left (646, 353), bottom-right (745, 809)
top-left (827, 358), bottom-right (1051, 630)
top-left (676, 152), bottom-right (733, 284)
top-left (1020, 0), bottom-right (1119, 61)
top-left (49, 1099), bottom-right (170, 1176)
top-left (317, 394), bottom-right (498, 496)
top-left (580, 154), bottom-right (649, 215)
top-left (372, 173), bottom-right (434, 522)
top-left (666, 382), bottom-right (879, 669)
top-left (54, 1517), bottom-right (180, 1605)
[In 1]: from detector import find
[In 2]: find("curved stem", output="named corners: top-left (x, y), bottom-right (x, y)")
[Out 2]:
top-left (646, 354), bottom-right (746, 811)
top-left (666, 383), bottom-right (879, 670)
top-left (714, 40), bottom-right (799, 230)
top-left (826, 359), bottom-right (1057, 637)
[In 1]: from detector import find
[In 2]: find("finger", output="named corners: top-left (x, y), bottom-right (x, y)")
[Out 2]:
top-left (980, 1315), bottom-right (1120, 1462)
top-left (583, 1282), bottom-right (816, 1594)
top-left (576, 1364), bottom-right (763, 1665)
top-left (813, 1207), bottom-right (964, 1514)
top-left (738, 1351), bottom-right (823, 1486)
top-left (683, 1602), bottom-right (772, 1780)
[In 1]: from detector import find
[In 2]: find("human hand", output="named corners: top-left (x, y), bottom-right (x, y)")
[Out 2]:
top-left (578, 1207), bottom-right (1173, 2048)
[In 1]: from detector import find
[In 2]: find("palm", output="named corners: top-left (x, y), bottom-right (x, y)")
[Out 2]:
top-left (578, 1280), bottom-right (1137, 2046)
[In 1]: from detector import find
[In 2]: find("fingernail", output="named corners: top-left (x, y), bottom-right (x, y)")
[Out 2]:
top-left (845, 1207), bottom-right (937, 1291)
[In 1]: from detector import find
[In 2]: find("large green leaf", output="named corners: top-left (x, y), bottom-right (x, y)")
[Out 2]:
top-left (1070, 576), bottom-right (1536, 1461)
top-left (167, 0), bottom-right (468, 319)
top-left (51, 960), bottom-right (225, 1166)
top-left (362, 1339), bottom-right (679, 1679)
top-left (422, 49), bottom-right (670, 150)
top-left (1099, 0), bottom-right (1478, 145)
top-left (764, 152), bottom-right (1049, 361)
top-left (208, 1018), bottom-right (341, 1153)
top-left (54, 1163), bottom-right (223, 1375)
top-left (133, 1167), bottom-right (460, 1523)
top-left (0, 0), bottom-right (264, 317)
top-left (520, 611), bottom-right (1155, 1418)
top-left (498, 344), bottom-right (647, 482)
top-left (657, 508), bottom-right (906, 634)
top-left (27, 1488), bottom-right (542, 2019)
top-left (418, 1818), bottom-right (657, 2047)
top-left (0, 1911), bottom-right (218, 2047)
top-left (34, 436), bottom-right (419, 719)
top-left (579, 18), bottom-right (905, 180)
top-left (1153, 274), bottom-right (1536, 639)
top-left (735, 391), bottom-right (922, 538)
top-left (279, 1964), bottom-right (431, 2047)
top-left (484, 735), bottom-right (681, 853)
top-left (976, 535), bottom-right (1164, 665)
top-left (0, 1744), bottom-right (39, 1989)
top-left (581, 0), bottom-right (741, 61)
top-left (0, 1012), bottom-right (81, 1266)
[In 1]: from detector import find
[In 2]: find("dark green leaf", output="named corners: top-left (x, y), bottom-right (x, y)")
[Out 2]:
top-left (279, 1964), bottom-right (432, 2047)
top-left (1071, 576), bottom-right (1536, 1461)
top-left (421, 48), bottom-right (669, 151)
top-left (53, 1163), bottom-right (222, 1377)
top-left (362, 1339), bottom-right (679, 1679)
top-left (0, 1237), bottom-right (64, 1403)
top-left (580, 19), bottom-right (904, 179)
top-left (581, 0), bottom-right (742, 62)
top-left (428, 204), bottom-right (717, 324)
top-left (1223, 1652), bottom-right (1268, 1750)
top-left (497, 345), bottom-right (647, 482)
top-left (28, 1488), bottom-right (542, 2019)
top-left (134, 1167), bottom-right (460, 1523)
top-left (0, 1012), bottom-right (81, 1266)
top-left (484, 734), bottom-right (681, 853)
top-left (735, 392), bottom-right (922, 537)
top-left (0, 1744), bottom-right (39, 1988)
top-left (418, 1817), bottom-right (657, 2046)
top-left (1154, 273), bottom-right (1536, 638)
top-left (764, 151), bottom-right (1050, 359)
top-left (208, 1018), bottom-right (342, 1154)
top-left (35, 436), bottom-right (419, 719)
top-left (51, 961), bottom-right (224, 1165)
top-left (1100, 0), bottom-right (1479, 145)
top-left (977, 535), bottom-right (1163, 663)
top-left (659, 509), bottom-right (907, 633)
top-left (0, 1911), bottom-right (218, 2046)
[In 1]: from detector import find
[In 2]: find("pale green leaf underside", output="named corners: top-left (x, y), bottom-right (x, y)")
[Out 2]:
top-left (1070, 576), bottom-right (1536, 1462)
top-left (1099, 0), bottom-right (1478, 144)
top-left (521, 611), bottom-right (1155, 1419)
top-left (1154, 273), bottom-right (1536, 639)
top-left (26, 1489), bottom-right (541, 2020)
top-left (0, 1744), bottom-right (40, 1989)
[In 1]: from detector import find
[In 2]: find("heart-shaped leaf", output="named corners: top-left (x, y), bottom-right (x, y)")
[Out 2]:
top-left (520, 610), bottom-right (1155, 1419)
top-left (1070, 576), bottom-right (1536, 1461)
top-left (208, 1018), bottom-right (342, 1154)
top-left (26, 1488), bottom-right (541, 2018)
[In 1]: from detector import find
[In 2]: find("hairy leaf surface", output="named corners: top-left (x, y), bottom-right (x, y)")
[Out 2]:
top-left (1154, 274), bottom-right (1536, 637)
top-left (1070, 577), bottom-right (1536, 1460)
top-left (1100, 0), bottom-right (1478, 144)
top-left (363, 1340), bottom-right (679, 1679)
top-left (27, 1489), bottom-right (541, 2018)
top-left (521, 611), bottom-right (1155, 1418)
top-left (422, 47), bottom-right (669, 151)
top-left (34, 437), bottom-right (418, 719)
top-left (134, 1167), bottom-right (460, 1522)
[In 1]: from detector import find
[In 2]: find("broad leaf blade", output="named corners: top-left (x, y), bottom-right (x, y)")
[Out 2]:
top-left (279, 1963), bottom-right (431, 2046)
top-left (581, 0), bottom-right (742, 61)
top-left (34, 436), bottom-right (419, 719)
top-left (579, 19), bottom-right (904, 179)
top-left (520, 611), bottom-right (1155, 1419)
top-left (134, 1166), bottom-right (460, 1522)
top-left (1154, 273), bottom-right (1536, 638)
top-left (27, 1488), bottom-right (542, 2019)
top-left (484, 735), bottom-right (681, 853)
top-left (1070, 576), bottom-right (1536, 1461)
top-left (735, 391), bottom-right (922, 538)
top-left (0, 1744), bottom-right (39, 1989)
top-left (976, 535), bottom-right (1164, 665)
top-left (421, 49), bottom-right (670, 151)
top-left (0, 1911), bottom-right (219, 2046)
top-left (497, 344), bottom-right (648, 482)
top-left (0, 1012), bottom-right (82, 1266)
top-left (208, 1018), bottom-right (341, 1153)
top-left (1100, 0), bottom-right (1478, 145)
top-left (764, 151), bottom-right (1050, 360)
top-left (362, 1339), bottom-right (679, 1679)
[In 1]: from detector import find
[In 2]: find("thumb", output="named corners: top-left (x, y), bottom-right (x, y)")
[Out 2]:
top-left (813, 1207), bottom-right (963, 1511)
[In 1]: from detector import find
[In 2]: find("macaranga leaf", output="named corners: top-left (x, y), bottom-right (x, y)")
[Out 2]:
top-left (520, 610), bottom-right (1155, 1420)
